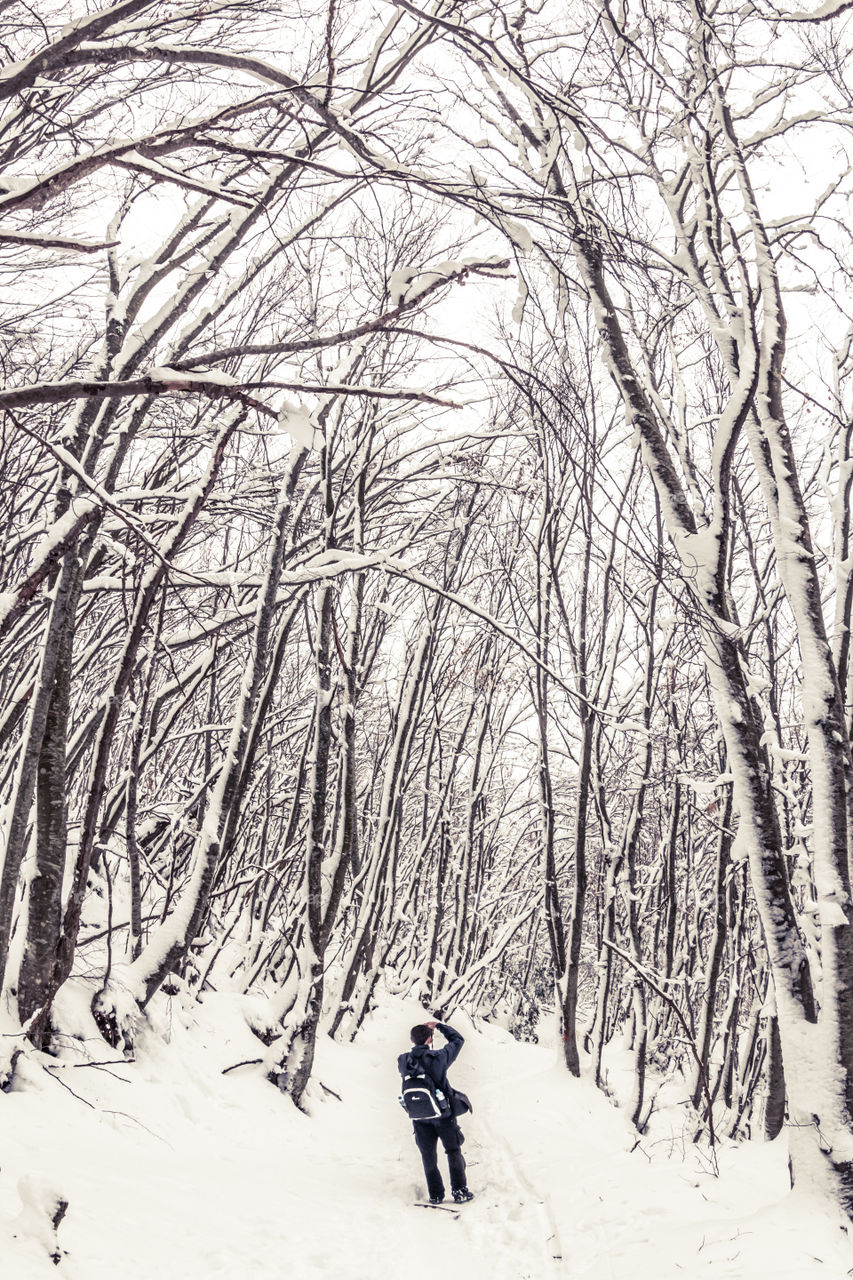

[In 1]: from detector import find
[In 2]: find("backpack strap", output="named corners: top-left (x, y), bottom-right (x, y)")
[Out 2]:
top-left (405, 1049), bottom-right (443, 1090)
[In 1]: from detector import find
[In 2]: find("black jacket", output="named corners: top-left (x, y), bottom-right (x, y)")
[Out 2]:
top-left (398, 1023), bottom-right (471, 1117)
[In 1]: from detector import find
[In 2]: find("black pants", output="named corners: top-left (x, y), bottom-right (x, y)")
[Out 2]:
top-left (413, 1117), bottom-right (466, 1199)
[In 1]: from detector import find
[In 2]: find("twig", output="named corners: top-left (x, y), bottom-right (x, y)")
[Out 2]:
top-left (48, 1060), bottom-right (132, 1083)
top-left (43, 1066), bottom-right (173, 1144)
top-left (221, 1057), bottom-right (263, 1074)
top-left (70, 1059), bottom-right (134, 1068)
top-left (44, 1065), bottom-right (95, 1108)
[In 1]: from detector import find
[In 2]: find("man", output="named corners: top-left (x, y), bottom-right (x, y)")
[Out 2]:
top-left (398, 1018), bottom-right (474, 1205)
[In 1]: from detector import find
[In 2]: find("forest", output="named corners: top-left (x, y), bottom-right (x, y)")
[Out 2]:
top-left (4, 0), bottom-right (853, 1234)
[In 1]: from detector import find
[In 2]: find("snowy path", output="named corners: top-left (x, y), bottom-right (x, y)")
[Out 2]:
top-left (3, 993), bottom-right (853, 1279)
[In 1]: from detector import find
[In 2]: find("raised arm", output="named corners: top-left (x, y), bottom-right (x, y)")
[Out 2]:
top-left (433, 1022), bottom-right (464, 1069)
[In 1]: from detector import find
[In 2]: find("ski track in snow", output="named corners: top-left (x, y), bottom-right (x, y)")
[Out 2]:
top-left (467, 1129), bottom-right (565, 1278)
top-left (2, 993), bottom-right (853, 1279)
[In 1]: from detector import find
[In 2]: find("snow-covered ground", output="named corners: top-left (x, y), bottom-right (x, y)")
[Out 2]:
top-left (2, 992), bottom-right (852, 1279)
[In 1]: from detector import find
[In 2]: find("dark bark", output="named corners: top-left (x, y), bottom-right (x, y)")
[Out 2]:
top-left (764, 1012), bottom-right (786, 1142)
top-left (0, 551), bottom-right (82, 995)
top-left (691, 788), bottom-right (734, 1111)
top-left (16, 611), bottom-right (74, 1031)
top-left (561, 701), bottom-right (591, 1077)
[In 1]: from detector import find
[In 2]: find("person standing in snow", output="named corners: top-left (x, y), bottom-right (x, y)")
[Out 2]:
top-left (398, 1019), bottom-right (474, 1205)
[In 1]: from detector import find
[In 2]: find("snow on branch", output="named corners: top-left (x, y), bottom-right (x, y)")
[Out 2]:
top-left (388, 256), bottom-right (512, 305)
top-left (0, 0), bottom-right (156, 99)
top-left (0, 134), bottom-right (256, 217)
top-left (69, 39), bottom-right (301, 85)
top-left (56, 39), bottom-right (421, 174)
top-left (0, 371), bottom-right (273, 417)
top-left (0, 230), bottom-right (119, 253)
top-left (0, 371), bottom-right (460, 422)
top-left (781, 0), bottom-right (853, 19)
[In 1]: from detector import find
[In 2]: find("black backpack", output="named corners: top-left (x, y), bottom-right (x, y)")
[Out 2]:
top-left (398, 1055), bottom-right (451, 1121)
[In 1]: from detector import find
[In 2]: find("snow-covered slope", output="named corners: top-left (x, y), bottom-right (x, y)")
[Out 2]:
top-left (2, 994), bottom-right (851, 1279)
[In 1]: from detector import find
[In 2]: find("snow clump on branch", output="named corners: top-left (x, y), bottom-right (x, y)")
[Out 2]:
top-left (388, 255), bottom-right (511, 305)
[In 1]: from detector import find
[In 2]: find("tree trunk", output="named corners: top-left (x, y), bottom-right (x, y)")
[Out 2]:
top-left (16, 613), bottom-right (75, 1032)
